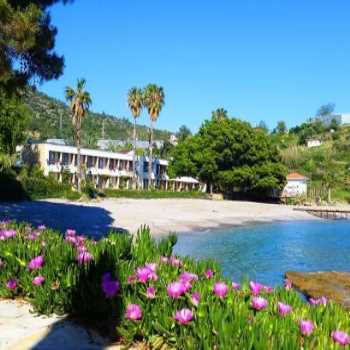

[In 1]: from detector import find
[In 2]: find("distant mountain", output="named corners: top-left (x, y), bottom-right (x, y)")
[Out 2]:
top-left (23, 88), bottom-right (172, 148)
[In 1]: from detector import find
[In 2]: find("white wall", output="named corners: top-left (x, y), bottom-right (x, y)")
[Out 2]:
top-left (283, 179), bottom-right (307, 197)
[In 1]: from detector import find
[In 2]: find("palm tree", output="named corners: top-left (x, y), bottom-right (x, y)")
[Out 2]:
top-left (143, 84), bottom-right (165, 189)
top-left (127, 87), bottom-right (143, 188)
top-left (65, 79), bottom-right (91, 192)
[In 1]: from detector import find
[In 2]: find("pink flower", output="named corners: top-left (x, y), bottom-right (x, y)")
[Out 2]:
top-left (284, 279), bottom-right (292, 290)
top-left (251, 296), bottom-right (268, 310)
top-left (136, 267), bottom-right (153, 283)
top-left (66, 229), bottom-right (76, 236)
top-left (205, 269), bottom-right (214, 279)
top-left (167, 281), bottom-right (186, 298)
top-left (213, 282), bottom-right (228, 298)
top-left (175, 308), bottom-right (193, 324)
top-left (160, 256), bottom-right (169, 264)
top-left (232, 281), bottom-right (240, 290)
top-left (32, 275), bottom-right (45, 286)
top-left (191, 292), bottom-right (200, 306)
top-left (182, 280), bottom-right (192, 292)
top-left (179, 272), bottom-right (198, 283)
top-left (28, 255), bottom-right (44, 271)
top-left (127, 274), bottom-right (137, 284)
top-left (263, 285), bottom-right (273, 293)
top-left (277, 302), bottom-right (292, 316)
top-left (309, 296), bottom-right (328, 306)
top-left (76, 251), bottom-right (93, 265)
top-left (332, 330), bottom-right (350, 346)
top-left (0, 229), bottom-right (16, 240)
top-left (169, 256), bottom-right (182, 267)
top-left (249, 281), bottom-right (264, 295)
top-left (6, 278), bottom-right (17, 290)
top-left (145, 263), bottom-right (157, 272)
top-left (37, 225), bottom-right (46, 230)
top-left (125, 304), bottom-right (142, 321)
top-left (146, 286), bottom-right (156, 299)
top-left (101, 273), bottom-right (120, 298)
top-left (300, 320), bottom-right (315, 336)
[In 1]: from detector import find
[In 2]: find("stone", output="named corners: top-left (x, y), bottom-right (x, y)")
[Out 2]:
top-left (285, 271), bottom-right (350, 309)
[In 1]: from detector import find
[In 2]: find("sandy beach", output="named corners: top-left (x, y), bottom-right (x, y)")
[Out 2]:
top-left (0, 198), bottom-right (317, 236)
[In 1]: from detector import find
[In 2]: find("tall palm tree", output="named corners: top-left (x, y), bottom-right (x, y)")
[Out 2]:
top-left (65, 79), bottom-right (91, 192)
top-left (127, 87), bottom-right (143, 188)
top-left (143, 84), bottom-right (165, 189)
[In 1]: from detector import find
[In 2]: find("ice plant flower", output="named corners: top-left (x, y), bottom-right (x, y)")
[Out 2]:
top-left (213, 282), bottom-right (228, 298)
top-left (299, 320), bottom-right (315, 336)
top-left (175, 308), bottom-right (193, 324)
top-left (249, 281), bottom-right (264, 295)
top-left (191, 292), bottom-right (200, 306)
top-left (6, 278), bottom-right (17, 290)
top-left (32, 275), bottom-right (45, 286)
top-left (232, 281), bottom-right (240, 290)
top-left (101, 273), bottom-right (120, 298)
top-left (277, 302), bottom-right (292, 316)
top-left (37, 225), bottom-right (46, 230)
top-left (331, 331), bottom-right (350, 346)
top-left (136, 266), bottom-right (154, 283)
top-left (284, 279), bottom-right (292, 290)
top-left (0, 229), bottom-right (16, 240)
top-left (205, 269), bottom-right (214, 279)
top-left (127, 274), bottom-right (137, 284)
top-left (167, 281), bottom-right (186, 298)
top-left (145, 263), bottom-right (157, 272)
top-left (263, 285), bottom-right (273, 293)
top-left (125, 304), bottom-right (142, 321)
top-left (28, 255), bottom-right (44, 271)
top-left (76, 251), bottom-right (93, 265)
top-left (251, 296), bottom-right (268, 310)
top-left (169, 256), bottom-right (182, 267)
top-left (146, 286), bottom-right (156, 299)
top-left (309, 296), bottom-right (328, 306)
top-left (179, 272), bottom-right (198, 283)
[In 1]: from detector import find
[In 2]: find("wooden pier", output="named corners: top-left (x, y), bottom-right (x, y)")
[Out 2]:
top-left (293, 207), bottom-right (350, 219)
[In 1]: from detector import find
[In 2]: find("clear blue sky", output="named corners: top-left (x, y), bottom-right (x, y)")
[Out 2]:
top-left (41, 0), bottom-right (350, 133)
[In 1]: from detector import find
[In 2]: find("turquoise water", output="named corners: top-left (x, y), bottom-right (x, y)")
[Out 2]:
top-left (174, 220), bottom-right (350, 286)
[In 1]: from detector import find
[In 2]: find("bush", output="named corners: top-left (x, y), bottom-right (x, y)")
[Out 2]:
top-left (1, 222), bottom-right (350, 349)
top-left (0, 169), bottom-right (28, 201)
top-left (104, 189), bottom-right (208, 200)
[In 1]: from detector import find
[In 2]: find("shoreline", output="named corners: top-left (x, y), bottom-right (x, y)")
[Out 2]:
top-left (0, 198), bottom-right (319, 236)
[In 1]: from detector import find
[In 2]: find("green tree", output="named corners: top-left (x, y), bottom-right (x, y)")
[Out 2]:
top-left (170, 116), bottom-right (287, 198)
top-left (212, 108), bottom-right (228, 121)
top-left (127, 87), bottom-right (143, 188)
top-left (0, 0), bottom-right (72, 94)
top-left (176, 125), bottom-right (192, 142)
top-left (317, 103), bottom-right (335, 117)
top-left (0, 92), bottom-right (31, 155)
top-left (143, 84), bottom-right (165, 189)
top-left (65, 79), bottom-right (91, 192)
top-left (274, 120), bottom-right (287, 134)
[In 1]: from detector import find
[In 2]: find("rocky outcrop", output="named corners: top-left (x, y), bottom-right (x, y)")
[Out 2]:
top-left (285, 271), bottom-right (350, 309)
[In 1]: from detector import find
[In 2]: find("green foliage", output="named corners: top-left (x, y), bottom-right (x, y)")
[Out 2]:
top-left (170, 116), bottom-right (287, 198)
top-left (176, 125), bottom-right (192, 142)
top-left (104, 189), bottom-right (208, 200)
top-left (1, 222), bottom-right (349, 349)
top-left (0, 0), bottom-right (69, 93)
top-left (0, 92), bottom-right (31, 154)
top-left (23, 88), bottom-right (171, 145)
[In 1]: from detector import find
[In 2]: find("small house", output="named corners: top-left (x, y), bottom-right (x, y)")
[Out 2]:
top-left (281, 172), bottom-right (308, 198)
top-left (306, 139), bottom-right (322, 148)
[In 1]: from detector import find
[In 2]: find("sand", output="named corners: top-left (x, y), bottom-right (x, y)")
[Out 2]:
top-left (0, 198), bottom-right (317, 236)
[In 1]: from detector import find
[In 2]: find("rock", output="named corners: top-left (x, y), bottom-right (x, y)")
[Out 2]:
top-left (285, 271), bottom-right (350, 309)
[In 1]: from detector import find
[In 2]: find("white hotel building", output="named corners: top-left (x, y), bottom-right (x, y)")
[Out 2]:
top-left (28, 142), bottom-right (202, 191)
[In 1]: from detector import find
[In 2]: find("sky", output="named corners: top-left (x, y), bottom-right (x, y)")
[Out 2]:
top-left (41, 0), bottom-right (350, 133)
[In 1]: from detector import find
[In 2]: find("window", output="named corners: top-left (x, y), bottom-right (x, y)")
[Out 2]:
top-left (87, 156), bottom-right (94, 168)
top-left (98, 158), bottom-right (106, 169)
top-left (48, 151), bottom-right (60, 165)
top-left (62, 153), bottom-right (69, 165)
top-left (143, 161), bottom-right (148, 173)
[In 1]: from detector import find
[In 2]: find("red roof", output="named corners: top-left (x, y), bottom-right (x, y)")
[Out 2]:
top-left (287, 172), bottom-right (307, 180)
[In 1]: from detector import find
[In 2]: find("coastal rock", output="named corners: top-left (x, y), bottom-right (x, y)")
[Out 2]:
top-left (285, 271), bottom-right (350, 309)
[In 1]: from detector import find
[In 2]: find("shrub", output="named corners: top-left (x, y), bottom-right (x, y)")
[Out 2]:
top-left (0, 221), bottom-right (350, 349)
top-left (104, 189), bottom-right (208, 200)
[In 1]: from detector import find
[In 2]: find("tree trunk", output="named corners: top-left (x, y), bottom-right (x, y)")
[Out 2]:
top-left (133, 117), bottom-right (137, 189)
top-left (76, 124), bottom-right (81, 192)
top-left (148, 121), bottom-right (154, 190)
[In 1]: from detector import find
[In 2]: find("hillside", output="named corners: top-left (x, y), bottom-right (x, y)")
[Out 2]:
top-left (23, 88), bottom-right (172, 148)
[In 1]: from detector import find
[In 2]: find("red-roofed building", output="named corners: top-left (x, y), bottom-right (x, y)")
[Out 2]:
top-left (282, 172), bottom-right (308, 198)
